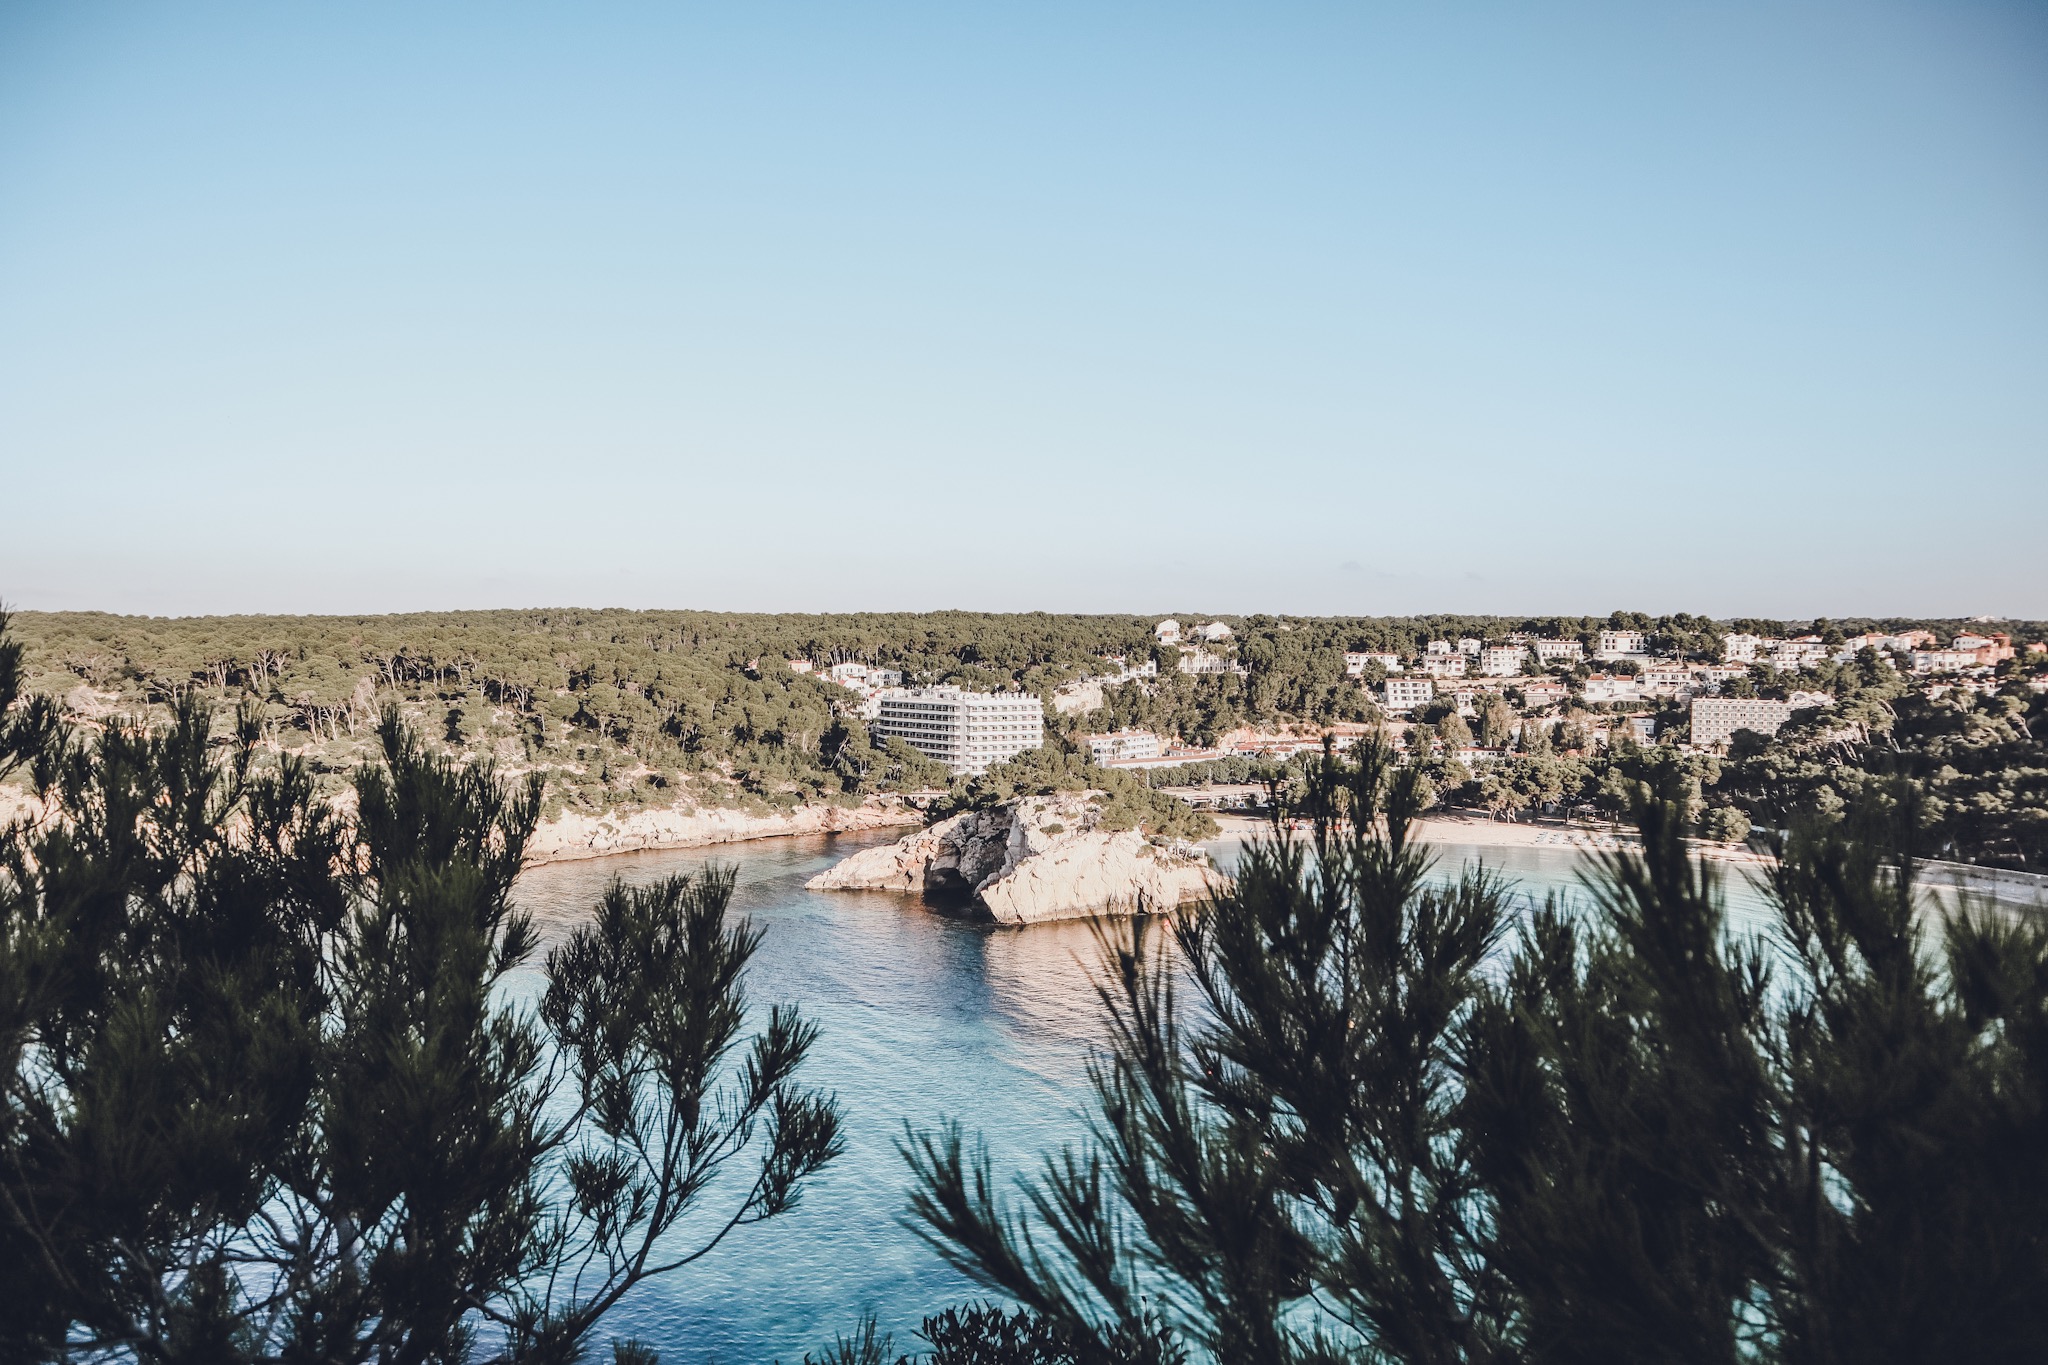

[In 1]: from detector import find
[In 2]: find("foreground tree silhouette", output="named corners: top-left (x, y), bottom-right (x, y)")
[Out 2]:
top-left (0, 609), bottom-right (841, 1363)
top-left (904, 740), bottom-right (2048, 1363)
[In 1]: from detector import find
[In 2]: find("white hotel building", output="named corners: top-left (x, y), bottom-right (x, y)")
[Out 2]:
top-left (873, 686), bottom-right (1045, 775)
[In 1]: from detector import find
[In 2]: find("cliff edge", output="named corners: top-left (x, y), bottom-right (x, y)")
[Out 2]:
top-left (804, 793), bottom-right (1224, 925)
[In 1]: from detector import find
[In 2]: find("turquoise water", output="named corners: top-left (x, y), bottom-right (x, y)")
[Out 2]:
top-left (510, 832), bottom-right (1779, 1362)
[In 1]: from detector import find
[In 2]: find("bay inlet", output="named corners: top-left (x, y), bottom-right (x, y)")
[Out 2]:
top-left (508, 829), bottom-right (1782, 1361)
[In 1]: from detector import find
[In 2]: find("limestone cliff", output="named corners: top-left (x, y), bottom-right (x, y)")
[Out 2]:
top-left (804, 793), bottom-right (1224, 925)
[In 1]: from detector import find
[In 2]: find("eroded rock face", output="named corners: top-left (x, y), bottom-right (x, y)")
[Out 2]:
top-left (804, 793), bottom-right (1224, 925)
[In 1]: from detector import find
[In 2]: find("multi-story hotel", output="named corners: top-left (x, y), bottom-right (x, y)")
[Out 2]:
top-left (1691, 697), bottom-right (1793, 748)
top-left (1595, 630), bottom-right (1649, 660)
top-left (873, 686), bottom-right (1045, 775)
top-left (1083, 730), bottom-right (1163, 764)
top-left (1383, 677), bottom-right (1436, 713)
top-left (1479, 645), bottom-right (1527, 677)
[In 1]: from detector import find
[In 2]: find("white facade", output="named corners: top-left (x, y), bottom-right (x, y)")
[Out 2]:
top-left (1479, 645), bottom-right (1527, 678)
top-left (1691, 697), bottom-right (1793, 748)
top-left (1458, 638), bottom-right (1483, 657)
top-left (1084, 730), bottom-right (1163, 764)
top-left (1912, 650), bottom-right (1981, 675)
top-left (873, 687), bottom-right (1045, 775)
top-left (1344, 651), bottom-right (1404, 676)
top-left (826, 662), bottom-right (904, 688)
top-left (1534, 638), bottom-right (1585, 666)
top-left (1639, 666), bottom-right (1694, 698)
top-left (1722, 633), bottom-right (1774, 663)
top-left (1582, 674), bottom-right (1643, 704)
top-left (1179, 649), bottom-right (1247, 676)
top-left (1425, 639), bottom-right (1455, 656)
top-left (1199, 621), bottom-right (1233, 643)
top-left (1422, 655), bottom-right (1468, 679)
top-left (1384, 677), bottom-right (1435, 713)
top-left (1595, 630), bottom-right (1649, 661)
top-left (1154, 619), bottom-right (1181, 645)
top-left (1518, 679), bottom-right (1569, 708)
top-left (1767, 638), bottom-right (1830, 672)
top-left (1690, 663), bottom-right (1752, 691)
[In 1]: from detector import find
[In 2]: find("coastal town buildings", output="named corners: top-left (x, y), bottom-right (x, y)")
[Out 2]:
top-left (1517, 679), bottom-right (1569, 708)
top-left (825, 662), bottom-right (904, 688)
top-left (1595, 630), bottom-right (1649, 661)
top-left (1198, 621), bottom-right (1234, 643)
top-left (1534, 638), bottom-right (1585, 665)
top-left (1344, 651), bottom-right (1404, 676)
top-left (1383, 677), bottom-right (1435, 713)
top-left (1083, 730), bottom-right (1162, 764)
top-left (1582, 674), bottom-right (1643, 704)
top-left (1691, 697), bottom-right (1794, 748)
top-left (1640, 665), bottom-right (1693, 697)
top-left (1767, 637), bottom-right (1831, 672)
top-left (1178, 649), bottom-right (1247, 677)
top-left (874, 686), bottom-right (1045, 775)
top-left (1154, 619), bottom-right (1181, 645)
top-left (1422, 655), bottom-right (1468, 679)
top-left (1479, 645), bottom-right (1527, 677)
top-left (1689, 663), bottom-right (1751, 691)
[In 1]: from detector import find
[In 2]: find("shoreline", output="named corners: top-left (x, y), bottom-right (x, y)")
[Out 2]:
top-left (1208, 812), bottom-right (2045, 908)
top-left (523, 796), bottom-right (925, 865)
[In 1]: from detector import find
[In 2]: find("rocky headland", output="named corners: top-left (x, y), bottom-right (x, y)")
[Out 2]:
top-left (805, 793), bottom-right (1225, 925)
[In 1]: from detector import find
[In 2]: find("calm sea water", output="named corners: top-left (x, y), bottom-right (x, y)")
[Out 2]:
top-left (509, 831), bottom-right (1780, 1363)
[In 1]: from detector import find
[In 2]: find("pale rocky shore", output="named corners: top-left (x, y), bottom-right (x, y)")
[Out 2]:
top-left (524, 796), bottom-right (924, 864)
top-left (807, 793), bottom-right (1225, 925)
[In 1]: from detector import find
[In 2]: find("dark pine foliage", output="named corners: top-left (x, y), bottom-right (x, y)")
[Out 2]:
top-left (904, 741), bottom-right (2048, 1364)
top-left (0, 614), bottom-right (841, 1363)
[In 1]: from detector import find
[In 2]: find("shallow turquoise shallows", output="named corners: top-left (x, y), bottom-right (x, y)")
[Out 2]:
top-left (510, 830), bottom-right (1779, 1363)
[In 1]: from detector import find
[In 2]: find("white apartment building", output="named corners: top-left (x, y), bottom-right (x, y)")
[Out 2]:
top-left (1458, 638), bottom-right (1483, 657)
top-left (1479, 645), bottom-right (1527, 678)
top-left (1691, 697), bottom-right (1793, 748)
top-left (1084, 730), bottom-right (1163, 764)
top-left (1690, 663), bottom-right (1752, 691)
top-left (1595, 630), bottom-right (1649, 660)
top-left (1582, 674), bottom-right (1643, 704)
top-left (1179, 650), bottom-right (1247, 677)
top-left (1639, 666), bottom-right (1694, 698)
top-left (1534, 638), bottom-right (1585, 666)
top-left (1155, 619), bottom-right (1181, 645)
top-left (1425, 639), bottom-right (1455, 656)
top-left (1519, 679), bottom-right (1569, 708)
top-left (1422, 655), bottom-right (1468, 679)
top-left (1911, 650), bottom-right (1981, 675)
top-left (1383, 677), bottom-right (1435, 713)
top-left (1344, 651), bottom-right (1404, 677)
top-left (826, 662), bottom-right (904, 689)
top-left (1722, 633), bottom-right (1774, 663)
top-left (1767, 638), bottom-right (1830, 672)
top-left (873, 686), bottom-right (1045, 775)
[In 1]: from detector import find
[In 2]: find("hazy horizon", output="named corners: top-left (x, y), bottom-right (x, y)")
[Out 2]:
top-left (4, 2), bottom-right (2044, 618)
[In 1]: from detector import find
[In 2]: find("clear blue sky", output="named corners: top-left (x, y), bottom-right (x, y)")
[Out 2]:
top-left (2, 2), bottom-right (2043, 619)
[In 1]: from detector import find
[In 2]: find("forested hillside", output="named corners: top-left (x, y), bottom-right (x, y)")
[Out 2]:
top-left (8, 608), bottom-right (2044, 865)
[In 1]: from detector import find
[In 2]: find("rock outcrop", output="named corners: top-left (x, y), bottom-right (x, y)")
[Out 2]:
top-left (805, 793), bottom-right (1224, 925)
